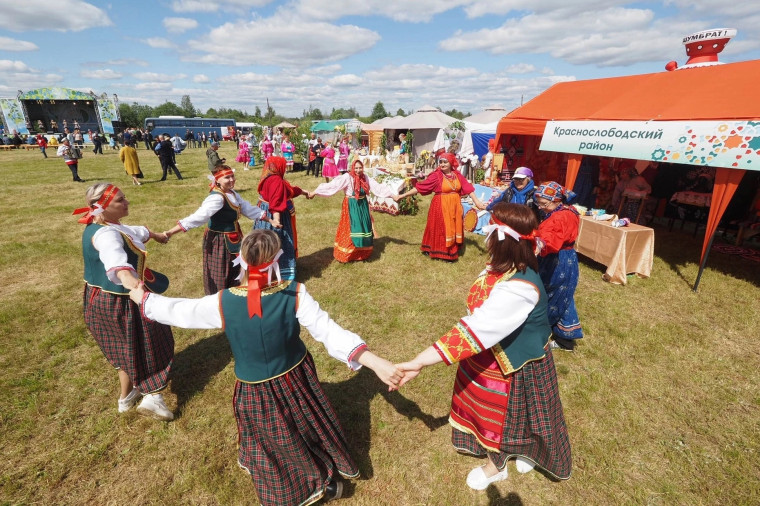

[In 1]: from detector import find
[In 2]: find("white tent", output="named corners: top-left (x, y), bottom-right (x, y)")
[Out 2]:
top-left (464, 105), bottom-right (508, 124)
top-left (458, 121), bottom-right (498, 164)
top-left (384, 106), bottom-right (458, 156)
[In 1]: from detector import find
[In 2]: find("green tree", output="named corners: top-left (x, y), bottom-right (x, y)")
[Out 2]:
top-left (180, 95), bottom-right (197, 117)
top-left (254, 106), bottom-right (262, 122)
top-left (370, 101), bottom-right (388, 121)
top-left (119, 102), bottom-right (154, 128)
top-left (396, 108), bottom-right (405, 117)
top-left (301, 106), bottom-right (323, 121)
top-left (444, 108), bottom-right (468, 120)
top-left (153, 101), bottom-right (184, 117)
top-left (329, 107), bottom-right (358, 120)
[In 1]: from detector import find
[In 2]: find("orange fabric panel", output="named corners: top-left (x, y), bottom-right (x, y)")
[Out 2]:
top-left (700, 168), bottom-right (746, 264)
top-left (565, 154), bottom-right (582, 190)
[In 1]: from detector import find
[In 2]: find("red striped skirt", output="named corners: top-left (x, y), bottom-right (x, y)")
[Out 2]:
top-left (203, 228), bottom-right (240, 295)
top-left (83, 284), bottom-right (174, 394)
top-left (450, 349), bottom-right (572, 480)
top-left (333, 198), bottom-right (372, 263)
top-left (234, 353), bottom-right (358, 506)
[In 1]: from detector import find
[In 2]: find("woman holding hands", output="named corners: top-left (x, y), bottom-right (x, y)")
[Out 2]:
top-left (396, 203), bottom-right (572, 490)
top-left (395, 152), bottom-right (486, 261)
top-left (163, 166), bottom-right (276, 295)
top-left (73, 183), bottom-right (175, 421)
top-left (130, 229), bottom-right (401, 505)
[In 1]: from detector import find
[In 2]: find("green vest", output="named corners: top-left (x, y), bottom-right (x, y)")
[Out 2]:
top-left (207, 189), bottom-right (240, 233)
top-left (220, 281), bottom-right (307, 383)
top-left (82, 223), bottom-right (142, 295)
top-left (492, 268), bottom-right (552, 375)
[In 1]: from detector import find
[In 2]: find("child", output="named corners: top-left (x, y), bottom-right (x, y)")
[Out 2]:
top-left (130, 229), bottom-right (401, 505)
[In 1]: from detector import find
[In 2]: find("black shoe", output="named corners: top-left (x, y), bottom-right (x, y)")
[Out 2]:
top-left (550, 336), bottom-right (576, 351)
top-left (75, 178), bottom-right (85, 182)
top-left (323, 481), bottom-right (343, 502)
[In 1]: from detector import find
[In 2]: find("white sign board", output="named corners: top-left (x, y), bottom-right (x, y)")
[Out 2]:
top-left (540, 120), bottom-right (760, 171)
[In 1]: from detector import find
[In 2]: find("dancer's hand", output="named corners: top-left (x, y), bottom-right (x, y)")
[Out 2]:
top-left (395, 361), bottom-right (423, 387)
top-left (129, 283), bottom-right (146, 304)
top-left (356, 350), bottom-right (403, 391)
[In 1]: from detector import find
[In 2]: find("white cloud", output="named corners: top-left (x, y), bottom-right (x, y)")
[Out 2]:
top-left (193, 74), bottom-right (210, 83)
top-left (146, 37), bottom-right (176, 49)
top-left (505, 63), bottom-right (537, 74)
top-left (0, 0), bottom-right (111, 32)
top-left (106, 58), bottom-right (150, 67)
top-left (133, 72), bottom-right (186, 82)
top-left (328, 74), bottom-right (364, 87)
top-left (0, 60), bottom-right (31, 72)
top-left (0, 60), bottom-right (62, 90)
top-left (170, 0), bottom-right (271, 13)
top-left (0, 36), bottom-right (38, 51)
top-left (163, 17), bottom-right (199, 34)
top-left (186, 17), bottom-right (380, 67)
top-left (81, 69), bottom-right (123, 79)
top-left (135, 82), bottom-right (173, 91)
top-left (289, 0), bottom-right (469, 23)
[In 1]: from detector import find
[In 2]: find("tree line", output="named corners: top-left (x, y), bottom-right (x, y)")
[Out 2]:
top-left (118, 95), bottom-right (469, 128)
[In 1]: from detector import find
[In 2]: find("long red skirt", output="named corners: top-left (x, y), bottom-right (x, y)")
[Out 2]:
top-left (421, 194), bottom-right (462, 261)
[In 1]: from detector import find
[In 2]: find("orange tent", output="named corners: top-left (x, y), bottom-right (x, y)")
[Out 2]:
top-left (496, 59), bottom-right (760, 290)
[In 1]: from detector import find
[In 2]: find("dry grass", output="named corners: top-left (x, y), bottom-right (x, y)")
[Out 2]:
top-left (1, 144), bottom-right (759, 505)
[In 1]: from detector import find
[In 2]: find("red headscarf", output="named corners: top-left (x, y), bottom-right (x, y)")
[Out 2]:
top-left (437, 152), bottom-right (459, 170)
top-left (209, 167), bottom-right (235, 190)
top-left (72, 184), bottom-right (119, 224)
top-left (258, 156), bottom-right (287, 193)
top-left (350, 160), bottom-right (370, 197)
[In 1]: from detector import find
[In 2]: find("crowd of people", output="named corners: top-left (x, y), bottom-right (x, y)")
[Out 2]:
top-left (70, 129), bottom-right (593, 504)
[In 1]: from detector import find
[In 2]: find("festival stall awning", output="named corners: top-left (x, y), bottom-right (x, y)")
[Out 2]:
top-left (495, 59), bottom-right (760, 290)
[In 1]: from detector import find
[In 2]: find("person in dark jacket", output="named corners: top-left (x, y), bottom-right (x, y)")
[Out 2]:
top-left (155, 134), bottom-right (183, 181)
top-left (486, 167), bottom-right (539, 221)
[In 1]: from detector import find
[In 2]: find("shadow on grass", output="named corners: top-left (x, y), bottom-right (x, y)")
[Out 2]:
top-left (297, 247), bottom-right (335, 282)
top-left (322, 367), bottom-right (448, 481)
top-left (365, 236), bottom-right (415, 262)
top-left (171, 332), bottom-right (232, 418)
top-left (486, 489), bottom-right (525, 505)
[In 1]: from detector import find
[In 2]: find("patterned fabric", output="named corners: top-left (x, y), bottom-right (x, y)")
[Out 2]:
top-left (83, 284), bottom-right (174, 394)
top-left (255, 199), bottom-right (297, 281)
top-left (333, 197), bottom-right (372, 262)
top-left (203, 228), bottom-right (240, 295)
top-left (451, 347), bottom-right (572, 480)
top-left (347, 192), bottom-right (373, 248)
top-left (421, 195), bottom-right (461, 261)
top-left (235, 353), bottom-right (359, 506)
top-left (538, 248), bottom-right (583, 340)
top-left (434, 321), bottom-right (484, 365)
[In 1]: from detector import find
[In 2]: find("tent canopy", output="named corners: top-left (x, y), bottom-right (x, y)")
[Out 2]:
top-left (389, 105), bottom-right (458, 130)
top-left (275, 121), bottom-right (296, 129)
top-left (495, 59), bottom-right (760, 290)
top-left (465, 105), bottom-right (508, 124)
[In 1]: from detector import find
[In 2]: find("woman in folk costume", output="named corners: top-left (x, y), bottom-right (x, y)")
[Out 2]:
top-left (397, 203), bottom-right (572, 490)
top-left (320, 141), bottom-right (339, 182)
top-left (337, 136), bottom-right (350, 174)
top-left (260, 136), bottom-right (274, 162)
top-left (532, 182), bottom-right (583, 351)
top-left (395, 152), bottom-right (487, 261)
top-left (73, 183), bottom-right (175, 421)
top-left (311, 159), bottom-right (398, 262)
top-left (235, 135), bottom-right (251, 170)
top-left (280, 134), bottom-right (295, 172)
top-left (254, 156), bottom-right (306, 281)
top-left (163, 166), bottom-right (275, 295)
top-left (129, 230), bottom-right (402, 506)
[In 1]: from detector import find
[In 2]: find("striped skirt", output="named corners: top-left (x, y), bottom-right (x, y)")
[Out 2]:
top-left (83, 284), bottom-right (174, 394)
top-left (234, 353), bottom-right (359, 506)
top-left (203, 228), bottom-right (240, 295)
top-left (333, 197), bottom-right (372, 263)
top-left (451, 349), bottom-right (572, 480)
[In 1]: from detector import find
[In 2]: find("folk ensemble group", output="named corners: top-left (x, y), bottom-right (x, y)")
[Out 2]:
top-left (74, 150), bottom-right (582, 505)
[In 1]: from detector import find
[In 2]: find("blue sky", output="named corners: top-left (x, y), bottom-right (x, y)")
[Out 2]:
top-left (1, 0), bottom-right (758, 118)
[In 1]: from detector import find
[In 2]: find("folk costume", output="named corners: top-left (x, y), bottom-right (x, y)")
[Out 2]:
top-left (313, 166), bottom-right (397, 262)
top-left (260, 138), bottom-right (274, 162)
top-left (414, 155), bottom-right (475, 261)
top-left (534, 182), bottom-right (584, 343)
top-left (74, 185), bottom-right (174, 396)
top-left (254, 157), bottom-right (304, 280)
top-left (434, 265), bottom-right (572, 480)
top-left (281, 140), bottom-right (295, 170)
top-left (235, 140), bottom-right (251, 164)
top-left (320, 145), bottom-right (339, 178)
top-left (138, 272), bottom-right (368, 506)
top-left (337, 140), bottom-right (350, 173)
top-left (176, 171), bottom-right (266, 294)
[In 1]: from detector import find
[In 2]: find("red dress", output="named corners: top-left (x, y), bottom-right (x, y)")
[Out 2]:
top-left (414, 169), bottom-right (474, 261)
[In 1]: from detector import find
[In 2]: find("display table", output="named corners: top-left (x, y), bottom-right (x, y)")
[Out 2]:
top-left (576, 216), bottom-right (654, 285)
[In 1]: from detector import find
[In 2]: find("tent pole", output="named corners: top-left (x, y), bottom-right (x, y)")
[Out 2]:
top-left (692, 229), bottom-right (717, 292)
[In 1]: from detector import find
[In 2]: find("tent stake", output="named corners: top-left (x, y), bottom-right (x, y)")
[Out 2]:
top-left (692, 229), bottom-right (717, 292)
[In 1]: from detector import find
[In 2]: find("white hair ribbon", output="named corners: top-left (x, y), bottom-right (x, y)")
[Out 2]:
top-left (481, 223), bottom-right (521, 242)
top-left (233, 249), bottom-right (283, 284)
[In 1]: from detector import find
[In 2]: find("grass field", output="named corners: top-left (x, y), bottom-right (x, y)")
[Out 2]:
top-left (1, 143), bottom-right (758, 505)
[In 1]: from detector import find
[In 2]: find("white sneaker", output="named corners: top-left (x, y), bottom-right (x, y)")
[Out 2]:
top-left (117, 387), bottom-right (141, 413)
top-left (137, 393), bottom-right (174, 421)
top-left (515, 457), bottom-right (536, 474)
top-left (466, 464), bottom-right (508, 490)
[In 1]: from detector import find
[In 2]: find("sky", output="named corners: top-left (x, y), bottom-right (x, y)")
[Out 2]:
top-left (1, 0), bottom-right (758, 119)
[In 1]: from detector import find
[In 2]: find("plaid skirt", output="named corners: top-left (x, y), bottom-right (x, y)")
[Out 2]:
top-left (234, 353), bottom-right (359, 506)
top-left (203, 228), bottom-right (240, 295)
top-left (451, 350), bottom-right (572, 480)
top-left (83, 284), bottom-right (174, 394)
top-left (421, 195), bottom-right (461, 261)
top-left (538, 249), bottom-right (583, 340)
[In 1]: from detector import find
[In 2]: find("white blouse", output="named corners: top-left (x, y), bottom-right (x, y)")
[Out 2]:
top-left (313, 173), bottom-right (398, 199)
top-left (141, 283), bottom-right (366, 370)
top-left (178, 191), bottom-right (265, 231)
top-left (91, 223), bottom-right (150, 284)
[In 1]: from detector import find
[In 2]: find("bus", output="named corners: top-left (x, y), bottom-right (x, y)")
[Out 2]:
top-left (143, 117), bottom-right (236, 139)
